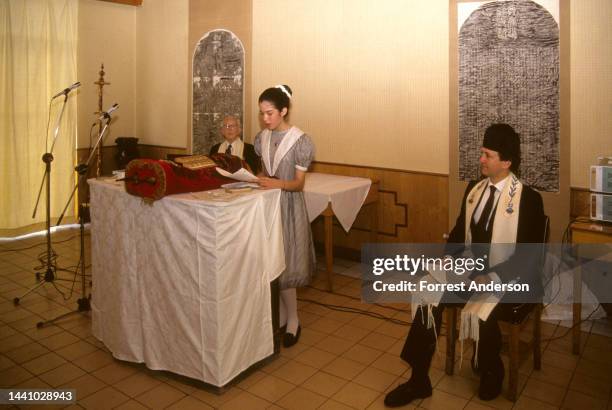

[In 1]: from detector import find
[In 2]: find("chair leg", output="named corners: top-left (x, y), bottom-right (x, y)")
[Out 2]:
top-left (445, 307), bottom-right (457, 375)
top-left (508, 324), bottom-right (520, 401)
top-left (534, 304), bottom-right (542, 370)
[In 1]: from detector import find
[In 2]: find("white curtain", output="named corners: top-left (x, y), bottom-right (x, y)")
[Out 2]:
top-left (0, 0), bottom-right (78, 234)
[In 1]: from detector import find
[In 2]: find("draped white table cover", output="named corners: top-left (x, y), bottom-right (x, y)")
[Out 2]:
top-left (89, 179), bottom-right (285, 387)
top-left (303, 173), bottom-right (372, 232)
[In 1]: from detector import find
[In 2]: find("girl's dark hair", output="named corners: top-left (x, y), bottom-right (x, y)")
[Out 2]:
top-left (258, 85), bottom-right (292, 113)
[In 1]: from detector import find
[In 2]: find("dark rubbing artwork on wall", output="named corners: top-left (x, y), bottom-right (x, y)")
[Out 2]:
top-left (192, 30), bottom-right (244, 155)
top-left (459, 0), bottom-right (559, 192)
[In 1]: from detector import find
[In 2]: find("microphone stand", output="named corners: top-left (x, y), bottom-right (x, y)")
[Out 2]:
top-left (36, 114), bottom-right (114, 327)
top-left (14, 93), bottom-right (73, 306)
top-left (57, 115), bottom-right (112, 227)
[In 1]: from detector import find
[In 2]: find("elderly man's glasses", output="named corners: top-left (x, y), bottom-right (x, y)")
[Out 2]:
top-left (221, 124), bottom-right (238, 129)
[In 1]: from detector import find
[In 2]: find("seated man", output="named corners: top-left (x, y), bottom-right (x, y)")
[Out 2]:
top-left (210, 115), bottom-right (260, 174)
top-left (385, 123), bottom-right (545, 407)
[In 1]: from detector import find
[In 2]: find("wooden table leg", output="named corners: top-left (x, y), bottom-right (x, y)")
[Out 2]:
top-left (370, 201), bottom-right (378, 243)
top-left (572, 263), bottom-right (582, 355)
top-left (324, 212), bottom-right (334, 292)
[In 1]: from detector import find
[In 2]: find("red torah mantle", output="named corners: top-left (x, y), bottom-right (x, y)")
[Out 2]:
top-left (124, 154), bottom-right (244, 201)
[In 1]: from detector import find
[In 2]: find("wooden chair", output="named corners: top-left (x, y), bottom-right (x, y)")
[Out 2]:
top-left (444, 216), bottom-right (549, 401)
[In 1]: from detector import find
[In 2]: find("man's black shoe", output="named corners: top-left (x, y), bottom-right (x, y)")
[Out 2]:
top-left (478, 361), bottom-right (504, 401)
top-left (384, 378), bottom-right (432, 407)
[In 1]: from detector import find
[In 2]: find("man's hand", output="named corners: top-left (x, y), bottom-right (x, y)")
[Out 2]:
top-left (472, 274), bottom-right (490, 285)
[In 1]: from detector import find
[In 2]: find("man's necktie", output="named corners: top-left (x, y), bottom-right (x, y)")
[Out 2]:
top-left (226, 144), bottom-right (232, 156)
top-left (477, 186), bottom-right (497, 230)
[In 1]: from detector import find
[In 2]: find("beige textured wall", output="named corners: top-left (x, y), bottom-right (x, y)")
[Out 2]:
top-left (77, 0), bottom-right (136, 149)
top-left (570, 0), bottom-right (612, 188)
top-left (135, 0), bottom-right (189, 148)
top-left (78, 0), bottom-right (189, 150)
top-left (76, 0), bottom-right (611, 185)
top-left (252, 0), bottom-right (449, 174)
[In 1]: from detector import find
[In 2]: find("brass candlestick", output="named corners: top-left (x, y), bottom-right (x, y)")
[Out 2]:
top-left (94, 64), bottom-right (110, 177)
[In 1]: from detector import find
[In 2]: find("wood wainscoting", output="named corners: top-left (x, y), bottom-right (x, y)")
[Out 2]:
top-left (75, 144), bottom-right (188, 175)
top-left (98, 0), bottom-right (142, 6)
top-left (570, 187), bottom-right (591, 219)
top-left (310, 162), bottom-right (449, 260)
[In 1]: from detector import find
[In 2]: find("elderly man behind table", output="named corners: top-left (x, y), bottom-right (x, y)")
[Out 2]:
top-left (210, 115), bottom-right (260, 174)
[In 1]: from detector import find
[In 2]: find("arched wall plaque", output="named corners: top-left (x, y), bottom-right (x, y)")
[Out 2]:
top-left (459, 0), bottom-right (559, 192)
top-left (192, 29), bottom-right (244, 155)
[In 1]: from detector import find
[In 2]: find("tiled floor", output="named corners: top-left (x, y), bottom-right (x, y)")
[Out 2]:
top-left (1, 228), bottom-right (611, 409)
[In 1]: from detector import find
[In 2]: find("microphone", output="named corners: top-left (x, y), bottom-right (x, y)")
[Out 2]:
top-left (51, 82), bottom-right (81, 99)
top-left (98, 103), bottom-right (119, 120)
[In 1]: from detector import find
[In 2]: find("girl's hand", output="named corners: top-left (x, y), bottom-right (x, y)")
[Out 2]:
top-left (257, 177), bottom-right (283, 190)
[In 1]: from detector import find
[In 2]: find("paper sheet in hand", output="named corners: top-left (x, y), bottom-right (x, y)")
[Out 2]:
top-left (216, 167), bottom-right (258, 182)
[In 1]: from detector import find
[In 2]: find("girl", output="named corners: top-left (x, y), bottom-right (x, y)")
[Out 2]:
top-left (255, 85), bottom-right (316, 347)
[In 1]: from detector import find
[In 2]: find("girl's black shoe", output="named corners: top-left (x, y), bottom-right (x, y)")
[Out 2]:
top-left (283, 325), bottom-right (301, 348)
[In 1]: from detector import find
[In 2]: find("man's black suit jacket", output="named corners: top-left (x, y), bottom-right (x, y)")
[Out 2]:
top-left (210, 142), bottom-right (260, 175)
top-left (446, 179), bottom-right (546, 289)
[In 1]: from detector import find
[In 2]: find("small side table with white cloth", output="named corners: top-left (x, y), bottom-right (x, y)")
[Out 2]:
top-left (89, 179), bottom-right (285, 388)
top-left (303, 173), bottom-right (379, 290)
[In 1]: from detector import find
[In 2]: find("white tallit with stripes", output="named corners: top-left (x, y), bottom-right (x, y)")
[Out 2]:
top-left (459, 173), bottom-right (522, 364)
